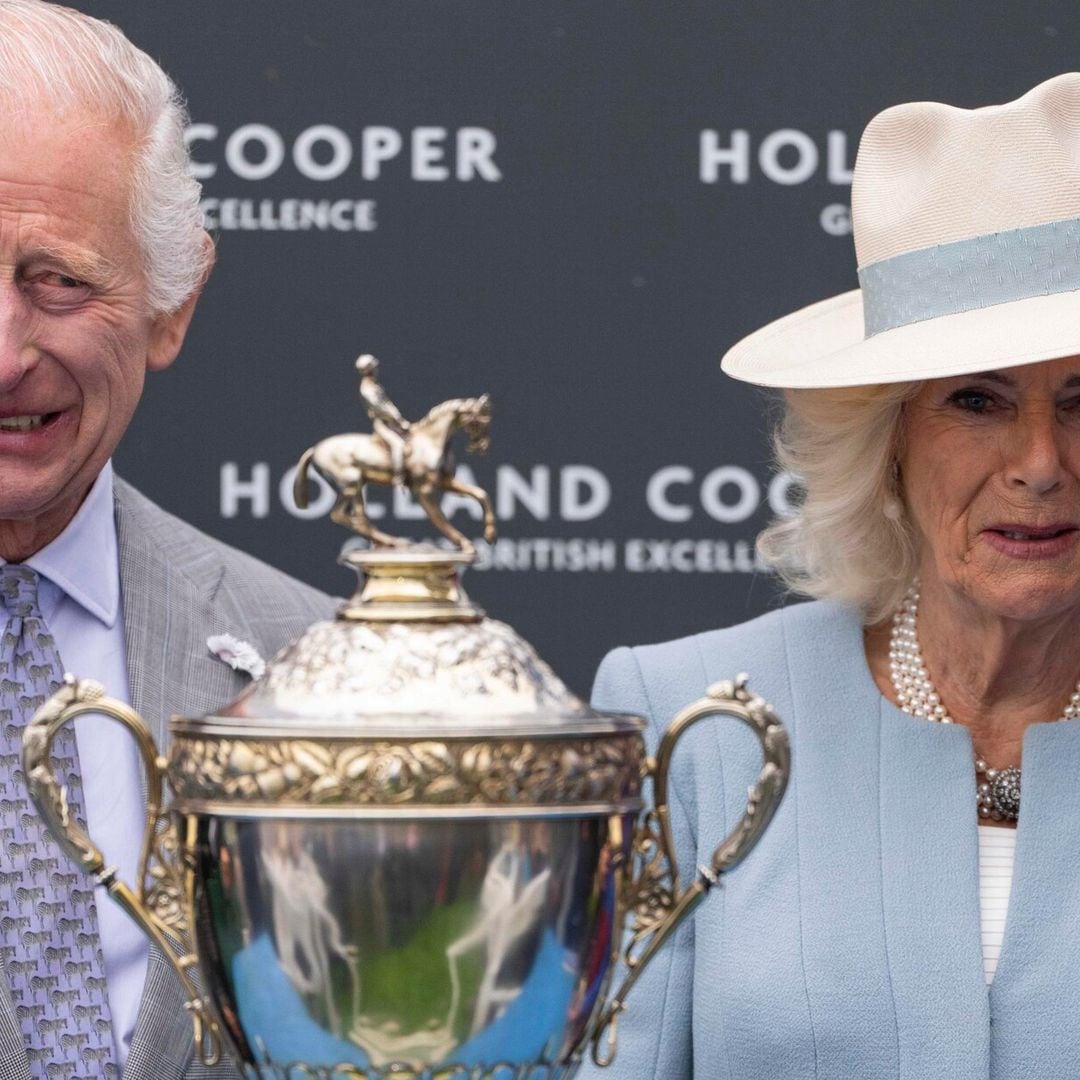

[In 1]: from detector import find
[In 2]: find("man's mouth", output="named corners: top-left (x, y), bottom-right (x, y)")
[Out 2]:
top-left (0, 412), bottom-right (62, 433)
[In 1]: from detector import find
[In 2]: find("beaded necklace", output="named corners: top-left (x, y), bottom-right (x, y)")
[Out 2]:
top-left (887, 582), bottom-right (1078, 823)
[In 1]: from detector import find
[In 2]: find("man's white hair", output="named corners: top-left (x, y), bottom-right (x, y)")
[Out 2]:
top-left (0, 0), bottom-right (209, 313)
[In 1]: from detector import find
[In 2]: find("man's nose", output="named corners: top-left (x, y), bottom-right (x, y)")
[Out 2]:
top-left (1004, 406), bottom-right (1068, 495)
top-left (0, 287), bottom-right (36, 392)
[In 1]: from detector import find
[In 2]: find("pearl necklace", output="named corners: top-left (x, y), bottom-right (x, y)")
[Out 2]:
top-left (888, 582), bottom-right (1080, 823)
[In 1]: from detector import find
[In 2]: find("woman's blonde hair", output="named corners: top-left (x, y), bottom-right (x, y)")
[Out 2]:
top-left (757, 381), bottom-right (923, 624)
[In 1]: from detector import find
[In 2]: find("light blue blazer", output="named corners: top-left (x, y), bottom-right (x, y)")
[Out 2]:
top-left (578, 601), bottom-right (1080, 1080)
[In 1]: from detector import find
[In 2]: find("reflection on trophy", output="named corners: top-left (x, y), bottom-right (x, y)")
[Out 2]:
top-left (22, 359), bottom-right (790, 1079)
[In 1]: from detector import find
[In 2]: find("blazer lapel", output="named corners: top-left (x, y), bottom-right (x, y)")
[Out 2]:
top-left (115, 481), bottom-right (246, 1079)
top-left (777, 604), bottom-right (988, 1079)
top-left (875, 695), bottom-right (990, 1077)
top-left (987, 718), bottom-right (1080, 1077)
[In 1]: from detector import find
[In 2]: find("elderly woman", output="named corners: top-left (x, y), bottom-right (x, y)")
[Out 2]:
top-left (580, 74), bottom-right (1080, 1079)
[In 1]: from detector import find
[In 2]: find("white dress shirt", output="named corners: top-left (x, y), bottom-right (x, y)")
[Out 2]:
top-left (17, 462), bottom-right (148, 1068)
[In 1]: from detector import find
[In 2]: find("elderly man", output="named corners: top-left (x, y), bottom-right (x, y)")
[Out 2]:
top-left (0, 2), bottom-right (334, 1076)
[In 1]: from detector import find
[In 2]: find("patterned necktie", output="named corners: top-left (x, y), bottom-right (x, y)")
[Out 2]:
top-left (0, 565), bottom-right (117, 1077)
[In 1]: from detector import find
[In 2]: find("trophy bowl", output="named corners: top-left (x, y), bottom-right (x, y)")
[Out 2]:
top-left (21, 364), bottom-right (789, 1079)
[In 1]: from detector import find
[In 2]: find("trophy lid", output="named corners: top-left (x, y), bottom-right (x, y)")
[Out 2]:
top-left (167, 362), bottom-right (644, 816)
top-left (200, 545), bottom-right (638, 739)
top-left (177, 361), bottom-right (642, 743)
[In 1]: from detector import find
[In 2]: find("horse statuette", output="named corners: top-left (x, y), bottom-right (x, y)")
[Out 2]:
top-left (294, 355), bottom-right (495, 555)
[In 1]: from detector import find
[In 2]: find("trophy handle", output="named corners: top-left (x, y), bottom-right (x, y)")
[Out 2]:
top-left (591, 673), bottom-right (790, 1067)
top-left (21, 675), bottom-right (223, 1067)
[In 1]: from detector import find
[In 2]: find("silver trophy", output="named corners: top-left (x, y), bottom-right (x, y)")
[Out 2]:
top-left (22, 360), bottom-right (789, 1078)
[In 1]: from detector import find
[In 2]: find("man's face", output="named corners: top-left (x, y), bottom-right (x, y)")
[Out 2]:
top-left (0, 109), bottom-right (198, 531)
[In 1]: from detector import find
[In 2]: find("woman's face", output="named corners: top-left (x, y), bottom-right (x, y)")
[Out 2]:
top-left (900, 355), bottom-right (1080, 621)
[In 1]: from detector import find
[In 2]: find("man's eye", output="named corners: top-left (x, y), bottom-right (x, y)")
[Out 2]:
top-left (42, 273), bottom-right (86, 289)
top-left (22, 271), bottom-right (93, 309)
top-left (947, 388), bottom-right (996, 413)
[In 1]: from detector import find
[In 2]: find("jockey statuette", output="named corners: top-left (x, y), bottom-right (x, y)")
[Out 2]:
top-left (295, 354), bottom-right (494, 553)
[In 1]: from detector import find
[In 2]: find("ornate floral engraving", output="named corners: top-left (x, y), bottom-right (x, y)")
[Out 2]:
top-left (225, 618), bottom-right (590, 724)
top-left (168, 732), bottom-right (645, 808)
top-left (141, 817), bottom-right (188, 937)
top-left (621, 806), bottom-right (676, 970)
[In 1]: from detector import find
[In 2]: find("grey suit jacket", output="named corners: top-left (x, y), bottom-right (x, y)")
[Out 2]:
top-left (0, 479), bottom-right (337, 1079)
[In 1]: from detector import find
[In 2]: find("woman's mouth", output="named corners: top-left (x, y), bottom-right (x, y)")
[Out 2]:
top-left (983, 524), bottom-right (1080, 558)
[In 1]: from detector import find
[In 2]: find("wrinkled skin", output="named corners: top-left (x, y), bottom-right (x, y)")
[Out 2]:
top-left (867, 355), bottom-right (1080, 786)
top-left (0, 109), bottom-right (208, 560)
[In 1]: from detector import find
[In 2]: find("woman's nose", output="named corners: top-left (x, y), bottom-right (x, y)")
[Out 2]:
top-left (1004, 406), bottom-right (1068, 495)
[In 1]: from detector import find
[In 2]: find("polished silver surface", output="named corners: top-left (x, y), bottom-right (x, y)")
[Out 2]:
top-left (191, 813), bottom-right (632, 1079)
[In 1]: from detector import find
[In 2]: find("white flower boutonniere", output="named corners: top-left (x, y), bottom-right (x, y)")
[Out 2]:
top-left (207, 634), bottom-right (266, 680)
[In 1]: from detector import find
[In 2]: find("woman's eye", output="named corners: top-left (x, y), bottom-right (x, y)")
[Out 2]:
top-left (947, 388), bottom-right (996, 413)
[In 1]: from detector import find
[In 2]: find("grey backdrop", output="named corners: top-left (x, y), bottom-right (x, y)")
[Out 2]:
top-left (86, 0), bottom-right (1078, 694)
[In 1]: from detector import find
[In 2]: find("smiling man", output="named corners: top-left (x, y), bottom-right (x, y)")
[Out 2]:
top-left (0, 3), bottom-right (333, 1077)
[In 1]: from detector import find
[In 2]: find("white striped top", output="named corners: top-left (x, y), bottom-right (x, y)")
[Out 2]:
top-left (978, 825), bottom-right (1017, 984)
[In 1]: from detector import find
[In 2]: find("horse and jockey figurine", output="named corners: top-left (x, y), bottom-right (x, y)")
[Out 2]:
top-left (294, 355), bottom-right (496, 555)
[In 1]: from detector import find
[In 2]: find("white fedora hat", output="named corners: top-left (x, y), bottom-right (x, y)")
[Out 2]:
top-left (721, 74), bottom-right (1080, 388)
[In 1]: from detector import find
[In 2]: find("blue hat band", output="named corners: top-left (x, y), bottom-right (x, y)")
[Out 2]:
top-left (858, 215), bottom-right (1080, 338)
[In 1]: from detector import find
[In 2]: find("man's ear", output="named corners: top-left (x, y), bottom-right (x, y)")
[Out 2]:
top-left (146, 231), bottom-right (216, 372)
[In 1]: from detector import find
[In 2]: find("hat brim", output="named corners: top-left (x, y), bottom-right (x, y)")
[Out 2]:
top-left (721, 287), bottom-right (1080, 388)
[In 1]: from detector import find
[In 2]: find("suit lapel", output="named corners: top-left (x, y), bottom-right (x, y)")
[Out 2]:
top-left (115, 481), bottom-right (246, 1079)
top-left (116, 482), bottom-right (247, 749)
